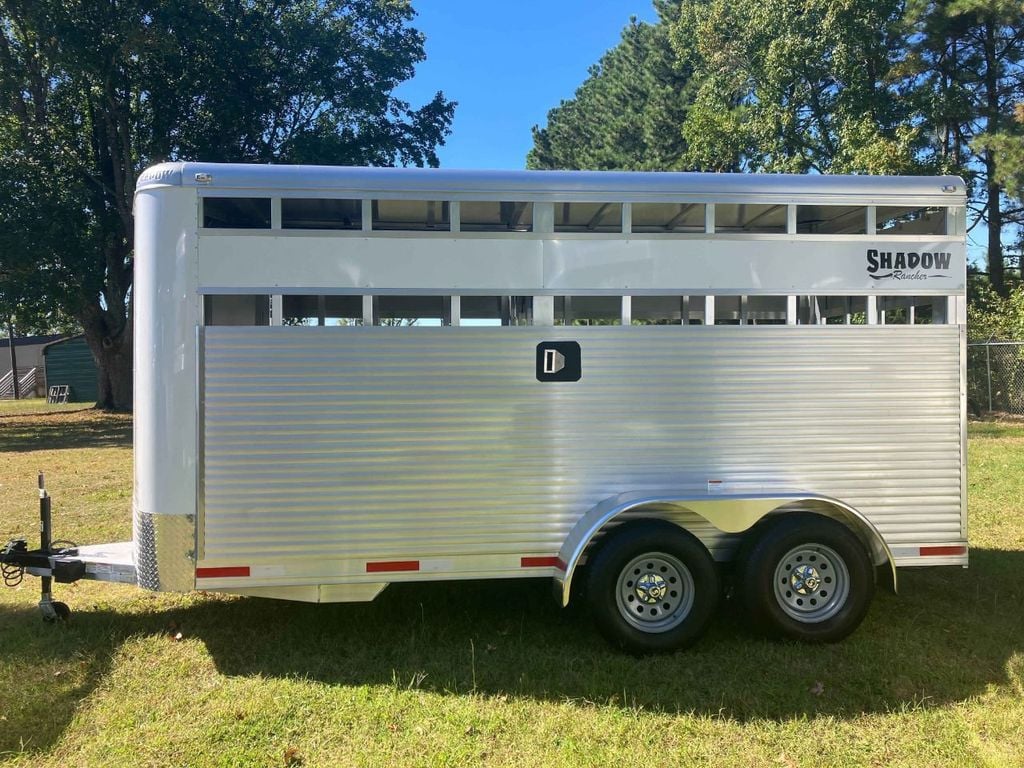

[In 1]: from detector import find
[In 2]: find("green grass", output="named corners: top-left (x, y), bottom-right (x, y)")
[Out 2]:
top-left (1, 402), bottom-right (1022, 767)
top-left (0, 397), bottom-right (96, 416)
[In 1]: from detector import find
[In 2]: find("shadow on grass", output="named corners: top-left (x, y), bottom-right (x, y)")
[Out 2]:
top-left (1, 548), bottom-right (1021, 754)
top-left (0, 412), bottom-right (131, 452)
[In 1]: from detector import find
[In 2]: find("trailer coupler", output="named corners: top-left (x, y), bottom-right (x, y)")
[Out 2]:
top-left (0, 473), bottom-right (86, 621)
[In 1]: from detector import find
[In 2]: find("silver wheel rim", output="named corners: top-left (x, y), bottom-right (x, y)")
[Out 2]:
top-left (615, 552), bottom-right (695, 633)
top-left (772, 543), bottom-right (850, 623)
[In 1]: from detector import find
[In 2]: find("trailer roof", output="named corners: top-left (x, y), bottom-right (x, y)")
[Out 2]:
top-left (137, 163), bottom-right (966, 206)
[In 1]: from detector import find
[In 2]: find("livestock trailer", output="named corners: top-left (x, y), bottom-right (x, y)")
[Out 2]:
top-left (2, 164), bottom-right (968, 653)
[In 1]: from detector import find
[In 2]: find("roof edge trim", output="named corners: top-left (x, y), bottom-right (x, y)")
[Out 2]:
top-left (137, 163), bottom-right (185, 190)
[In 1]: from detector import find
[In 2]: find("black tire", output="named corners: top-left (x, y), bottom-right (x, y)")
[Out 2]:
top-left (586, 520), bottom-right (720, 654)
top-left (738, 513), bottom-right (874, 643)
top-left (42, 601), bottom-right (71, 623)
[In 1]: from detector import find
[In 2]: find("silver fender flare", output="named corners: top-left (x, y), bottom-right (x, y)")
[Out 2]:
top-left (553, 491), bottom-right (896, 607)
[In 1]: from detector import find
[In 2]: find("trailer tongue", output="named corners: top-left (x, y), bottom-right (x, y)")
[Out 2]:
top-left (0, 473), bottom-right (135, 621)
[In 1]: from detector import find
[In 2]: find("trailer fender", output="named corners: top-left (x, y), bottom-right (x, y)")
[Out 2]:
top-left (554, 492), bottom-right (896, 607)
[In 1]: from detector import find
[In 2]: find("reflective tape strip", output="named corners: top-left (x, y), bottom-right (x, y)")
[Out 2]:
top-left (919, 545), bottom-right (967, 556)
top-left (366, 560), bottom-right (420, 573)
top-left (196, 566), bottom-right (250, 578)
top-left (520, 556), bottom-right (565, 570)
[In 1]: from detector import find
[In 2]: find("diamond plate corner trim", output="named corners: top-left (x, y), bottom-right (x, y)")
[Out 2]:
top-left (133, 507), bottom-right (196, 592)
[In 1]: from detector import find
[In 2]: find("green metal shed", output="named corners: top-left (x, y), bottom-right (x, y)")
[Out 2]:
top-left (43, 336), bottom-right (99, 403)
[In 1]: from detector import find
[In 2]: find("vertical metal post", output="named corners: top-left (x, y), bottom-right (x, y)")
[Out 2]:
top-left (7, 316), bottom-right (19, 400)
top-left (533, 296), bottom-right (554, 326)
top-left (39, 473), bottom-right (52, 608)
top-left (39, 473), bottom-right (52, 551)
top-left (986, 343), bottom-right (993, 413)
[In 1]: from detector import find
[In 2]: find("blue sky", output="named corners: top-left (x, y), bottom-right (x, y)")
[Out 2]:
top-left (395, 1), bottom-right (658, 170)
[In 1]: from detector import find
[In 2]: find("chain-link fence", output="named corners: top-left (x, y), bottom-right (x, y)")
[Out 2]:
top-left (967, 340), bottom-right (1024, 416)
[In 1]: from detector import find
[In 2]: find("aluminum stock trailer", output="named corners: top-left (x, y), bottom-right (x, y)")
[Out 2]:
top-left (2, 164), bottom-right (968, 653)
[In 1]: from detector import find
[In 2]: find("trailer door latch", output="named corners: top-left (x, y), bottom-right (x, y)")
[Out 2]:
top-left (536, 341), bottom-right (581, 382)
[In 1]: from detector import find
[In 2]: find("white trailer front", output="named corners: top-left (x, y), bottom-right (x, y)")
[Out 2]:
top-left (86, 164), bottom-right (965, 652)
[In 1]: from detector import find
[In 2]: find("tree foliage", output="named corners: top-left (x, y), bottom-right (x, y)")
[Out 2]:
top-left (527, 1), bottom-right (694, 171)
top-left (968, 280), bottom-right (1024, 338)
top-left (977, 103), bottom-right (1024, 198)
top-left (0, 0), bottom-right (454, 409)
top-left (527, 0), bottom-right (1024, 292)
top-left (671, 0), bottom-right (924, 174)
top-left (907, 0), bottom-right (1024, 293)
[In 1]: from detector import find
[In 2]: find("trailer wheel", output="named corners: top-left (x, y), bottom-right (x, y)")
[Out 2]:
top-left (42, 601), bottom-right (70, 623)
top-left (587, 520), bottom-right (719, 654)
top-left (739, 514), bottom-right (874, 642)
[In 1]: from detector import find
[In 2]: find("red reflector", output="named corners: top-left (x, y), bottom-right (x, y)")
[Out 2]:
top-left (919, 545), bottom-right (967, 556)
top-left (366, 560), bottom-right (420, 573)
top-left (520, 556), bottom-right (565, 569)
top-left (196, 566), bottom-right (250, 578)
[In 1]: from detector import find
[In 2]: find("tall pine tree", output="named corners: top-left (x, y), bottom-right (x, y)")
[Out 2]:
top-left (527, 1), bottom-right (694, 170)
top-left (908, 0), bottom-right (1024, 293)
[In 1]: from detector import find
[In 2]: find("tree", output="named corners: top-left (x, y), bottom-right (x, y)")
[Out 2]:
top-left (968, 279), bottom-right (1024, 338)
top-left (908, 0), bottom-right (1024, 295)
top-left (0, 0), bottom-right (454, 410)
top-left (670, 0), bottom-right (926, 174)
top-left (527, 1), bottom-right (694, 171)
top-left (976, 104), bottom-right (1023, 285)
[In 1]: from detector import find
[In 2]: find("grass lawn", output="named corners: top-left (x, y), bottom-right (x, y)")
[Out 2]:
top-left (1, 403), bottom-right (1022, 767)
top-left (0, 397), bottom-right (95, 416)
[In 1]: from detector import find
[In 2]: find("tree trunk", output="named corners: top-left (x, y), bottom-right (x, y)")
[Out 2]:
top-left (83, 319), bottom-right (133, 412)
top-left (986, 149), bottom-right (1005, 295)
top-left (982, 18), bottom-right (1005, 295)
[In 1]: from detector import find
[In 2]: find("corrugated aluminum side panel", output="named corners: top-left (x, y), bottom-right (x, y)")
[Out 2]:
top-left (201, 326), bottom-right (963, 571)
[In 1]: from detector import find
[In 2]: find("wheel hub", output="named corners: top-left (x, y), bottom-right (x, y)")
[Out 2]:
top-left (615, 552), bottom-right (696, 633)
top-left (789, 564), bottom-right (821, 594)
top-left (635, 572), bottom-right (668, 603)
top-left (772, 544), bottom-right (851, 623)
